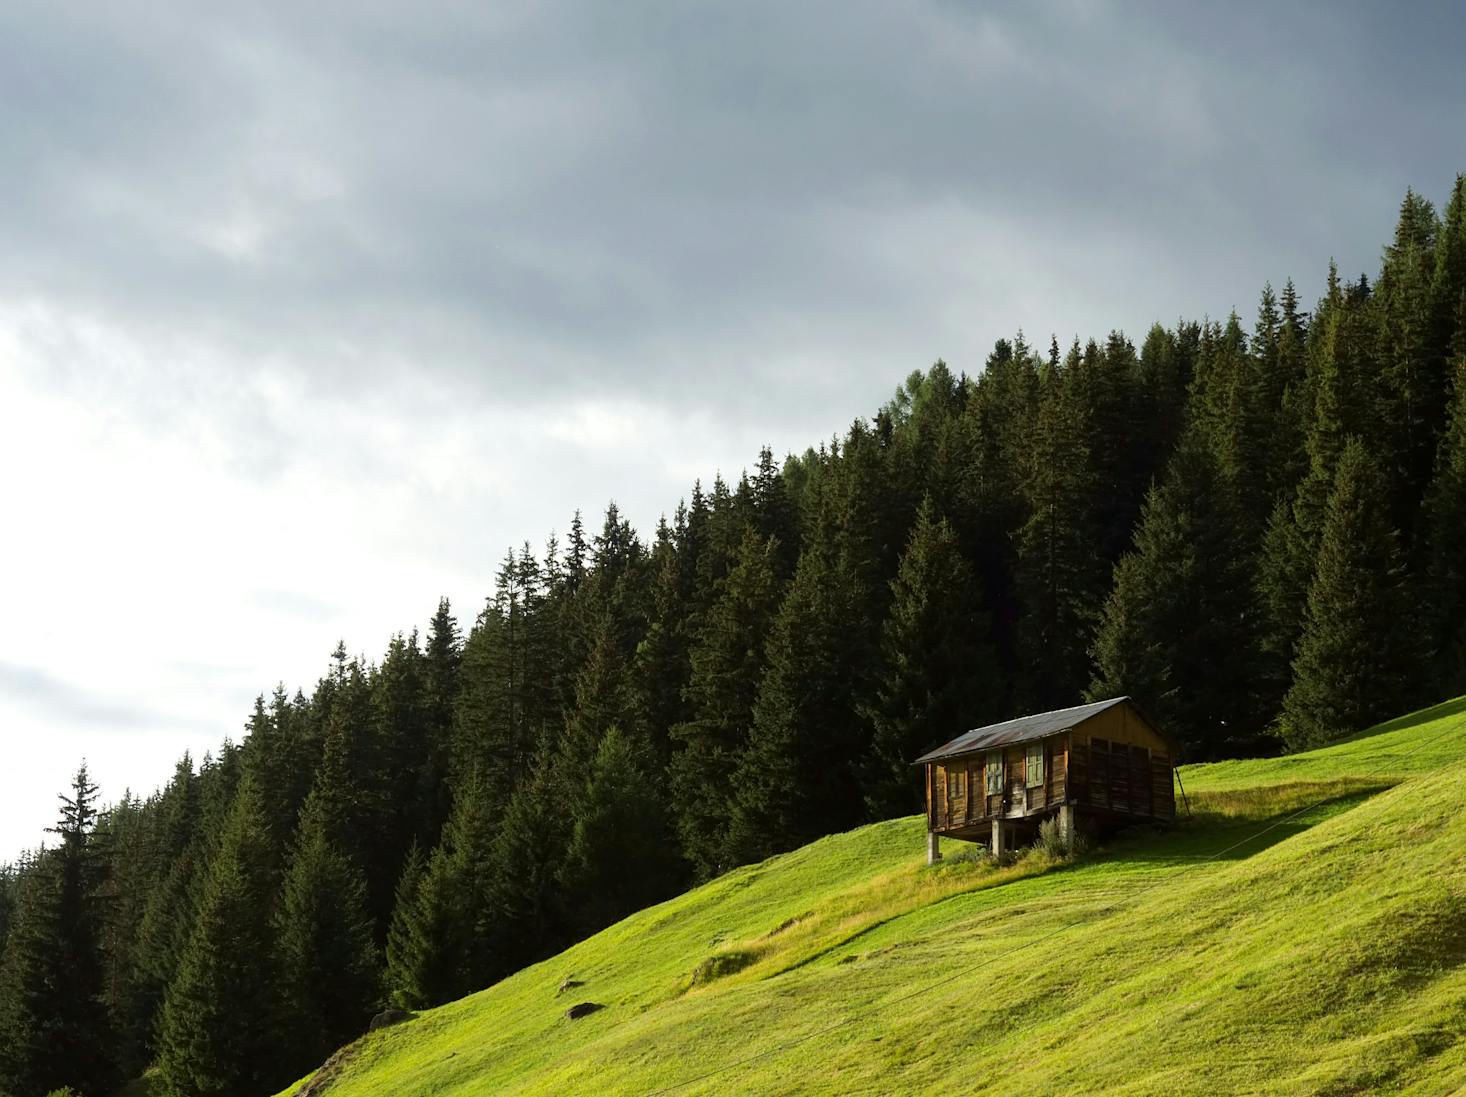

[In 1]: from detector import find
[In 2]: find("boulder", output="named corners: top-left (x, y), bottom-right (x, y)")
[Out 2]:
top-left (368, 1008), bottom-right (417, 1032)
top-left (564, 1001), bottom-right (602, 1020)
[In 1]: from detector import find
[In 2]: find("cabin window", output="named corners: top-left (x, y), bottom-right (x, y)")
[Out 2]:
top-left (947, 766), bottom-right (966, 802)
top-left (1027, 743), bottom-right (1045, 787)
top-left (985, 750), bottom-right (1002, 794)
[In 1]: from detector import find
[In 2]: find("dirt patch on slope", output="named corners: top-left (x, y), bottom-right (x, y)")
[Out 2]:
top-left (291, 1042), bottom-right (360, 1097)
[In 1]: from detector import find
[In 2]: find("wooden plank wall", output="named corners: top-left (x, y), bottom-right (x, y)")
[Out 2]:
top-left (928, 705), bottom-right (1176, 833)
top-left (1069, 718), bottom-right (1176, 820)
top-left (929, 734), bottom-right (1072, 831)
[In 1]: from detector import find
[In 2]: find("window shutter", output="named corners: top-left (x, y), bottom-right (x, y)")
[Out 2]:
top-left (1027, 743), bottom-right (1045, 788)
top-left (986, 750), bottom-right (1002, 794)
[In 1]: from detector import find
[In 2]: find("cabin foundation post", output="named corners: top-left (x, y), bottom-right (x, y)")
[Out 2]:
top-left (926, 831), bottom-right (942, 865)
top-left (1058, 803), bottom-right (1075, 848)
top-left (991, 819), bottom-right (1005, 858)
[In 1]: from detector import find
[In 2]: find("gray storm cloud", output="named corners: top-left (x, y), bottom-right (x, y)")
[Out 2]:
top-left (0, 0), bottom-right (1463, 857)
top-left (5, 0), bottom-right (1458, 420)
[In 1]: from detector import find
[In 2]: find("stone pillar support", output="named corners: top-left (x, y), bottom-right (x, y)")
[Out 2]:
top-left (926, 831), bottom-right (942, 865)
top-left (991, 818), bottom-right (1006, 859)
top-left (1058, 803), bottom-right (1075, 848)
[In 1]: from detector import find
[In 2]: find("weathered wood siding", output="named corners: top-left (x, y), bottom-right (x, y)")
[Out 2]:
top-left (1068, 702), bottom-right (1175, 821)
top-left (925, 700), bottom-right (1175, 833)
top-left (927, 732), bottom-right (1073, 832)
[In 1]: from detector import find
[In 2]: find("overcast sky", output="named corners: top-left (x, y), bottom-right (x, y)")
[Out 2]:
top-left (2, 0), bottom-right (1462, 858)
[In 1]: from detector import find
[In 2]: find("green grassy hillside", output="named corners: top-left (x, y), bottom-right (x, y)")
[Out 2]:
top-left (278, 697), bottom-right (1466, 1096)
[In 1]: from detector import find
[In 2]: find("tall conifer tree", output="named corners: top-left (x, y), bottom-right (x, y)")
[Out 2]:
top-left (669, 528), bottom-right (783, 877)
top-left (559, 727), bottom-right (680, 936)
top-left (1015, 359), bottom-right (1106, 708)
top-left (1280, 441), bottom-right (1418, 748)
top-left (129, 755), bottom-right (203, 1060)
top-left (0, 767), bottom-right (115, 1097)
top-left (861, 499), bottom-right (999, 816)
top-left (156, 774), bottom-right (287, 1097)
top-left (1418, 362), bottom-right (1466, 694)
top-left (1373, 189), bottom-right (1442, 522)
top-left (1257, 272), bottom-right (1373, 685)
top-left (1089, 435), bottom-right (1267, 758)
top-left (486, 751), bottom-right (566, 976)
top-left (730, 530), bottom-right (876, 862)
top-left (381, 771), bottom-right (497, 1009)
top-left (274, 792), bottom-right (380, 1070)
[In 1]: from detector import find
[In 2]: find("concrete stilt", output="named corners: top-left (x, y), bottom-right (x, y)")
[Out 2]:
top-left (991, 818), bottom-right (1006, 859)
top-left (1058, 804), bottom-right (1075, 848)
top-left (926, 831), bottom-right (942, 865)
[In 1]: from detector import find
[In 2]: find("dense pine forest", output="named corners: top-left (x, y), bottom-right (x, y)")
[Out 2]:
top-left (3, 175), bottom-right (1466, 1097)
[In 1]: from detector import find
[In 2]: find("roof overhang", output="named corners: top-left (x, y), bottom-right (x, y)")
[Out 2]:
top-left (912, 696), bottom-right (1136, 766)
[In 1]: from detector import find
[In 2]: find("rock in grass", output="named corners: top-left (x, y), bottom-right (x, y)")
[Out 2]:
top-left (564, 1001), bottom-right (602, 1020)
top-left (558, 977), bottom-right (585, 994)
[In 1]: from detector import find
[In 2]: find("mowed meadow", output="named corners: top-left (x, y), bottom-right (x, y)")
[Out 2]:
top-left (274, 697), bottom-right (1466, 1097)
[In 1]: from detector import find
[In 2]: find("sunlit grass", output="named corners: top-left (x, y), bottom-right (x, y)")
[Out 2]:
top-left (274, 696), bottom-right (1466, 1097)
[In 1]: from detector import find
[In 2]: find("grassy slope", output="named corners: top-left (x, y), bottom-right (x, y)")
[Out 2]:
top-left (279, 697), bottom-right (1466, 1096)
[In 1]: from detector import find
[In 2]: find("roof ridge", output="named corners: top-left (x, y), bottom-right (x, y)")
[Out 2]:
top-left (911, 696), bottom-right (1133, 765)
top-left (986, 696), bottom-right (1126, 723)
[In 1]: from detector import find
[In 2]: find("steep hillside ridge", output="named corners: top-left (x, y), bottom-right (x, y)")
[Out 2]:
top-left (278, 697), bottom-right (1466, 1096)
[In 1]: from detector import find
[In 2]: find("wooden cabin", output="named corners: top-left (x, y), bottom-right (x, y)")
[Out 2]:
top-left (913, 696), bottom-right (1176, 863)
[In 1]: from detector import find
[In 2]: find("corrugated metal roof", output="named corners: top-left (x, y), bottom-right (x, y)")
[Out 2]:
top-left (912, 697), bottom-right (1131, 764)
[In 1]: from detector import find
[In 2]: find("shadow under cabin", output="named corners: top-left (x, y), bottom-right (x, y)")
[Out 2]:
top-left (913, 696), bottom-right (1178, 863)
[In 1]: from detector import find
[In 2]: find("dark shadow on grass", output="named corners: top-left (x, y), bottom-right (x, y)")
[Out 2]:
top-left (1100, 785), bottom-right (1388, 866)
top-left (751, 779), bottom-right (1404, 986)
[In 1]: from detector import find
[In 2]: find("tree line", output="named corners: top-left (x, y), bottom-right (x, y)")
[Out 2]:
top-left (3, 175), bottom-right (1465, 1097)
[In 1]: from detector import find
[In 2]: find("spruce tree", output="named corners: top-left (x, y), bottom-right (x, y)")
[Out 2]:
top-left (730, 531), bottom-right (876, 862)
top-left (861, 498), bottom-right (999, 816)
top-left (310, 658), bottom-right (394, 936)
top-left (1089, 434), bottom-right (1266, 758)
top-left (668, 527), bottom-right (782, 877)
top-left (1257, 275), bottom-right (1374, 688)
top-left (371, 630), bottom-right (429, 925)
top-left (383, 845), bottom-right (467, 1010)
top-left (559, 612), bottom-right (644, 780)
top-left (453, 550), bottom-right (557, 811)
top-left (1083, 332), bottom-right (1153, 561)
top-left (1418, 362), bottom-right (1466, 694)
top-left (129, 756), bottom-right (203, 1060)
top-left (1373, 188), bottom-right (1443, 521)
top-left (240, 692), bottom-right (314, 872)
top-left (156, 775), bottom-right (288, 1097)
top-left (418, 598), bottom-right (462, 846)
top-left (1280, 441), bottom-right (1418, 749)
top-left (486, 754), bottom-right (566, 975)
top-left (274, 793), bottom-right (380, 1070)
top-left (1272, 279), bottom-right (1313, 494)
top-left (0, 862), bottom-right (15, 958)
top-left (749, 445), bottom-right (800, 579)
top-left (1191, 312), bottom-right (1276, 546)
top-left (381, 772), bottom-right (497, 1009)
top-left (0, 767), bottom-right (115, 1097)
top-left (93, 792), bottom-right (156, 1077)
top-left (559, 726), bottom-right (680, 936)
top-left (630, 529), bottom-right (695, 768)
top-left (382, 843), bottom-right (426, 1009)
top-left (452, 605), bottom-right (519, 807)
top-left (1137, 322), bottom-right (1196, 466)
top-left (1015, 359), bottom-right (1106, 708)
top-left (1431, 175), bottom-right (1466, 367)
